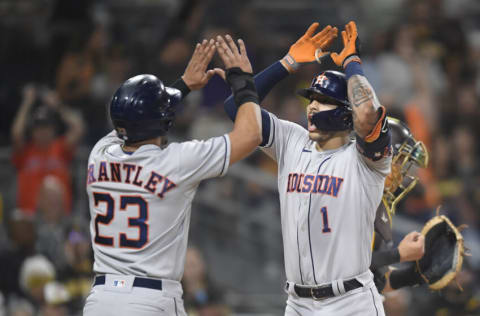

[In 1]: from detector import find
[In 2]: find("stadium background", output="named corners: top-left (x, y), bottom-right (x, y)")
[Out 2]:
top-left (1, 0), bottom-right (480, 315)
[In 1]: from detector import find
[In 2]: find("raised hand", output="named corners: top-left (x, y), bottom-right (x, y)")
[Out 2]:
top-left (22, 84), bottom-right (37, 107)
top-left (330, 21), bottom-right (361, 68)
top-left (182, 39), bottom-right (221, 90)
top-left (282, 23), bottom-right (338, 72)
top-left (215, 35), bottom-right (252, 74)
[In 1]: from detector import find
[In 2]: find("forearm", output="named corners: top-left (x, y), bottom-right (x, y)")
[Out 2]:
top-left (11, 99), bottom-right (34, 145)
top-left (233, 102), bottom-right (262, 140)
top-left (370, 248), bottom-right (401, 270)
top-left (225, 66), bottom-right (263, 164)
top-left (228, 102), bottom-right (262, 164)
top-left (224, 61), bottom-right (289, 121)
top-left (388, 263), bottom-right (423, 290)
top-left (346, 61), bottom-right (383, 139)
top-left (60, 107), bottom-right (85, 146)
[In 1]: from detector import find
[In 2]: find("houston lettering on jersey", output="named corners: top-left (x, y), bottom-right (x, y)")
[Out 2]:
top-left (87, 162), bottom-right (176, 198)
top-left (286, 173), bottom-right (344, 197)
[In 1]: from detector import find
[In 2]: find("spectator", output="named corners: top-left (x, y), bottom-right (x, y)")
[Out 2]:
top-left (0, 210), bottom-right (36, 301)
top-left (55, 25), bottom-right (100, 107)
top-left (7, 297), bottom-right (35, 316)
top-left (183, 247), bottom-right (229, 316)
top-left (10, 85), bottom-right (84, 214)
top-left (35, 176), bottom-right (69, 269)
top-left (56, 226), bottom-right (93, 313)
top-left (19, 255), bottom-right (55, 307)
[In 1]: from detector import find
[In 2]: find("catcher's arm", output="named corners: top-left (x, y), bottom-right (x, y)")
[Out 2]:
top-left (398, 231), bottom-right (425, 262)
top-left (371, 230), bottom-right (425, 293)
top-left (384, 263), bottom-right (425, 292)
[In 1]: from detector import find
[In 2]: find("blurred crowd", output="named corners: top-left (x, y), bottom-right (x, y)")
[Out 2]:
top-left (0, 0), bottom-right (480, 315)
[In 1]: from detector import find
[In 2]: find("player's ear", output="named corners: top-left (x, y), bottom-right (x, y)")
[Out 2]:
top-left (116, 127), bottom-right (127, 139)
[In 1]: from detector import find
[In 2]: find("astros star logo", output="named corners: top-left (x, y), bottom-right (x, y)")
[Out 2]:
top-left (314, 74), bottom-right (328, 87)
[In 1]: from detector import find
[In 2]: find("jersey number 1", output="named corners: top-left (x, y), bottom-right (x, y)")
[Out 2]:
top-left (93, 192), bottom-right (148, 249)
top-left (320, 206), bottom-right (331, 233)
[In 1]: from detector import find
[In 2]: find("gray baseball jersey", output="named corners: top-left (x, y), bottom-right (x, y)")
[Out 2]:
top-left (86, 131), bottom-right (230, 281)
top-left (261, 112), bottom-right (391, 286)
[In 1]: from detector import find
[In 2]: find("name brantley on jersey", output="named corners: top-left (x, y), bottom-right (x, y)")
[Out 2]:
top-left (87, 161), bottom-right (176, 198)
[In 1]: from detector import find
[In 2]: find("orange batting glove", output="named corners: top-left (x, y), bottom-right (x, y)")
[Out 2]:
top-left (281, 23), bottom-right (338, 72)
top-left (330, 21), bottom-right (362, 68)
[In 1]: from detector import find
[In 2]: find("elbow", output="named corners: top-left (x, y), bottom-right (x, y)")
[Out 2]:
top-left (247, 128), bottom-right (262, 147)
top-left (253, 129), bottom-right (262, 146)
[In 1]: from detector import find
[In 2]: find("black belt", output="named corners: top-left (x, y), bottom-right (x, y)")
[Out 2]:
top-left (93, 275), bottom-right (163, 290)
top-left (293, 279), bottom-right (362, 300)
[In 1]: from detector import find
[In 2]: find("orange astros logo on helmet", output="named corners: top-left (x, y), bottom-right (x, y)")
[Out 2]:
top-left (314, 74), bottom-right (328, 87)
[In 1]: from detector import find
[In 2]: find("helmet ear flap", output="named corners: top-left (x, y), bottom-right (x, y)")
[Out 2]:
top-left (115, 127), bottom-right (128, 141)
top-left (310, 107), bottom-right (353, 131)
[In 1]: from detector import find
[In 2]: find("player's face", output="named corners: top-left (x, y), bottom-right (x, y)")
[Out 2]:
top-left (306, 99), bottom-right (338, 142)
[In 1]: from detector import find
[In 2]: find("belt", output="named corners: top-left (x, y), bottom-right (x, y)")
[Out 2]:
top-left (93, 275), bottom-right (163, 290)
top-left (293, 279), bottom-right (362, 300)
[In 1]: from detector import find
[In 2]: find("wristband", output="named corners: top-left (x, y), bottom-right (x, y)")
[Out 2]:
top-left (171, 77), bottom-right (191, 99)
top-left (281, 53), bottom-right (300, 72)
top-left (343, 55), bottom-right (362, 68)
top-left (345, 58), bottom-right (364, 80)
top-left (226, 67), bottom-right (259, 107)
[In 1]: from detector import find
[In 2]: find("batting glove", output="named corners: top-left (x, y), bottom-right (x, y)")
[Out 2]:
top-left (330, 21), bottom-right (362, 68)
top-left (282, 23), bottom-right (338, 72)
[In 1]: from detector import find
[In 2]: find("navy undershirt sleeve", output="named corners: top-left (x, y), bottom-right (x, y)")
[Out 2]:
top-left (224, 61), bottom-right (289, 146)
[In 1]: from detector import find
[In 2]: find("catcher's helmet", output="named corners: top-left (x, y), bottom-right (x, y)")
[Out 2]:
top-left (383, 117), bottom-right (429, 215)
top-left (109, 74), bottom-right (181, 143)
top-left (297, 71), bottom-right (352, 131)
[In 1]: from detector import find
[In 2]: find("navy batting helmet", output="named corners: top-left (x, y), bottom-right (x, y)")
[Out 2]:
top-left (297, 71), bottom-right (352, 131)
top-left (109, 74), bottom-right (181, 143)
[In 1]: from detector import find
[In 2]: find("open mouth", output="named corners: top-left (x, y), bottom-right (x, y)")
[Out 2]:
top-left (308, 112), bottom-right (319, 132)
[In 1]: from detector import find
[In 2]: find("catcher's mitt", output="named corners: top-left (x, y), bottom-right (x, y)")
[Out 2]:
top-left (416, 207), bottom-right (467, 290)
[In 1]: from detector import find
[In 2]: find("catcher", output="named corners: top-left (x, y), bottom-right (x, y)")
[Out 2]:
top-left (371, 117), bottom-right (466, 293)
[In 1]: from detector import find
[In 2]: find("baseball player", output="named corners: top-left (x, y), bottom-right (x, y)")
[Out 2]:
top-left (83, 37), bottom-right (262, 316)
top-left (225, 21), bottom-right (390, 315)
top-left (371, 117), bottom-right (429, 293)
